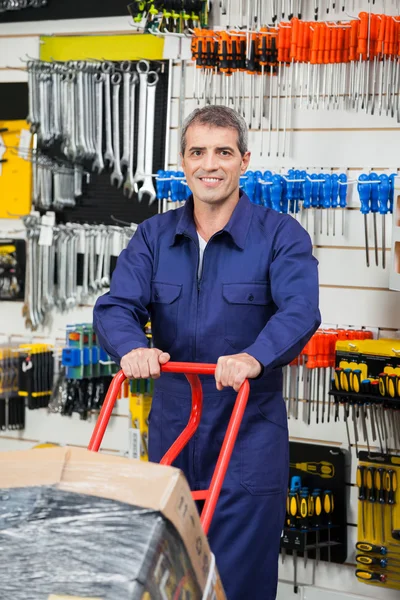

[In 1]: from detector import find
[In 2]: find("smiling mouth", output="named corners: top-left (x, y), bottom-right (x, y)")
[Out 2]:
top-left (199, 177), bottom-right (223, 183)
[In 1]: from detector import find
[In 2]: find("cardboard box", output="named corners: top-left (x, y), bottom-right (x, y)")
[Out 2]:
top-left (0, 447), bottom-right (225, 600)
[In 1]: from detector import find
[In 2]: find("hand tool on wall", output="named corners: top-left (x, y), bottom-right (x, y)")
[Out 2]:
top-left (357, 465), bottom-right (367, 540)
top-left (133, 60), bottom-right (150, 188)
top-left (366, 466), bottom-right (377, 541)
top-left (138, 71), bottom-right (159, 204)
top-left (124, 72), bottom-right (139, 199)
top-left (290, 461), bottom-right (335, 478)
top-left (110, 72), bottom-right (124, 188)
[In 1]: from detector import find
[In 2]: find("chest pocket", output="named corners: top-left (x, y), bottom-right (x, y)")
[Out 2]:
top-left (222, 282), bottom-right (273, 350)
top-left (150, 282), bottom-right (182, 352)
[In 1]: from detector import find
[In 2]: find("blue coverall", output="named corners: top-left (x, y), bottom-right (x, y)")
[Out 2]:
top-left (94, 192), bottom-right (321, 600)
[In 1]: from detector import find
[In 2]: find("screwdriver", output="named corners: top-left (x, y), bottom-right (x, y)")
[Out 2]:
top-left (369, 172), bottom-right (380, 267)
top-left (356, 569), bottom-right (400, 583)
top-left (289, 461), bottom-right (335, 478)
top-left (323, 489), bottom-right (334, 562)
top-left (378, 174), bottom-right (390, 270)
top-left (338, 173), bottom-right (347, 236)
top-left (366, 466), bottom-right (376, 541)
top-left (356, 541), bottom-right (400, 557)
top-left (385, 469), bottom-right (397, 535)
top-left (376, 467), bottom-right (386, 544)
top-left (357, 465), bottom-right (367, 539)
top-left (358, 174), bottom-right (371, 268)
top-left (356, 554), bottom-right (400, 569)
top-left (313, 488), bottom-right (323, 565)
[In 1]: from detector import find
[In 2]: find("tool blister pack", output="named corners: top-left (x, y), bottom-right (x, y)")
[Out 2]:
top-left (281, 442), bottom-right (347, 593)
top-left (57, 324), bottom-right (119, 420)
top-left (0, 239), bottom-right (25, 302)
top-left (355, 453), bottom-right (400, 590)
top-left (0, 345), bottom-right (24, 430)
top-left (128, 321), bottom-right (153, 461)
top-left (329, 338), bottom-right (400, 456)
top-left (18, 343), bottom-right (54, 411)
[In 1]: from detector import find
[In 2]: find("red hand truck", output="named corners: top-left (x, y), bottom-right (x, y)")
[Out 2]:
top-left (88, 362), bottom-right (250, 535)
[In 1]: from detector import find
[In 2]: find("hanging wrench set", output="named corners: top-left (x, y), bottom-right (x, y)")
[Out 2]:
top-left (27, 58), bottom-right (170, 216)
top-left (22, 214), bottom-right (137, 330)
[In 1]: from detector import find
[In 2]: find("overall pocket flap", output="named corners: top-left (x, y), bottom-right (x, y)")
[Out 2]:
top-left (222, 282), bottom-right (271, 305)
top-left (151, 282), bottom-right (182, 304)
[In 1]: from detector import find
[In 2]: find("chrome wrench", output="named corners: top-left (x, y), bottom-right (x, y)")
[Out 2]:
top-left (102, 61), bottom-right (115, 168)
top-left (93, 72), bottom-right (105, 173)
top-left (133, 60), bottom-right (150, 188)
top-left (120, 60), bottom-right (132, 171)
top-left (110, 72), bottom-right (124, 188)
top-left (124, 72), bottom-right (138, 198)
top-left (138, 71), bottom-right (159, 204)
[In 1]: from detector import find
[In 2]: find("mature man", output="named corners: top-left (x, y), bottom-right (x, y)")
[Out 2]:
top-left (94, 105), bottom-right (321, 599)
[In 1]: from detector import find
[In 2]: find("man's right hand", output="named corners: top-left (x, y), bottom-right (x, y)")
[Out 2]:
top-left (120, 348), bottom-right (170, 379)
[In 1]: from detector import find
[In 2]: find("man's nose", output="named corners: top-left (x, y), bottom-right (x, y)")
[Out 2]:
top-left (201, 152), bottom-right (219, 172)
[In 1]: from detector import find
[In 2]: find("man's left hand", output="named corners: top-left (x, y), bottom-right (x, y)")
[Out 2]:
top-left (215, 353), bottom-right (262, 392)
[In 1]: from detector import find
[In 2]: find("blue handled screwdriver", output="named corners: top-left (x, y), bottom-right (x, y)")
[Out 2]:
top-left (330, 174), bottom-right (339, 236)
top-left (358, 174), bottom-right (371, 268)
top-left (262, 171), bottom-right (273, 208)
top-left (338, 173), bottom-right (348, 236)
top-left (302, 171), bottom-right (312, 232)
top-left (378, 174), bottom-right (390, 270)
top-left (271, 174), bottom-right (283, 213)
top-left (369, 172), bottom-right (380, 267)
top-left (322, 174), bottom-right (332, 235)
top-left (287, 169), bottom-right (296, 216)
top-left (254, 170), bottom-right (263, 206)
top-left (310, 174), bottom-right (320, 236)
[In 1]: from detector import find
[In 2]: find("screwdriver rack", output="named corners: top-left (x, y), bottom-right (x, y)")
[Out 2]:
top-left (330, 337), bottom-right (400, 456)
top-left (355, 453), bottom-right (400, 590)
top-left (281, 442), bottom-right (347, 592)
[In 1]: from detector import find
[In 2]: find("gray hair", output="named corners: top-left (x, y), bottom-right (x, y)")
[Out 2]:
top-left (180, 105), bottom-right (248, 157)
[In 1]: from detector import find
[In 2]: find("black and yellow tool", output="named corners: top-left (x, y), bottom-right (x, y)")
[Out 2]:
top-left (323, 489), bottom-right (334, 562)
top-left (357, 465), bottom-right (367, 539)
top-left (356, 541), bottom-right (400, 557)
top-left (356, 554), bottom-right (400, 568)
top-left (375, 468), bottom-right (386, 544)
top-left (289, 461), bottom-right (335, 478)
top-left (366, 467), bottom-right (377, 541)
top-left (352, 369), bottom-right (362, 393)
top-left (356, 569), bottom-right (400, 583)
top-left (385, 469), bottom-right (397, 535)
top-left (312, 488), bottom-right (323, 565)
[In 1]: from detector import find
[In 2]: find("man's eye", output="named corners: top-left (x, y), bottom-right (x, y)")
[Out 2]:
top-left (220, 151), bottom-right (231, 156)
top-left (192, 150), bottom-right (202, 156)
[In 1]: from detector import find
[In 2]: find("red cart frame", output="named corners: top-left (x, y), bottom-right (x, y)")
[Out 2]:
top-left (88, 362), bottom-right (250, 535)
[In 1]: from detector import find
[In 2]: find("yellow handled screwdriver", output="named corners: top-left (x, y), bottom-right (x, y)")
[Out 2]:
top-left (357, 465), bottom-right (367, 539)
top-left (385, 469), bottom-right (397, 535)
top-left (367, 466), bottom-right (377, 542)
top-left (375, 468), bottom-right (386, 544)
top-left (356, 554), bottom-right (400, 569)
top-left (356, 569), bottom-right (400, 583)
top-left (289, 461), bottom-right (335, 478)
top-left (356, 541), bottom-right (400, 557)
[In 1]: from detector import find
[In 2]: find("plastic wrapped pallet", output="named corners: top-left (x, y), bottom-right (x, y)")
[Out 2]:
top-left (0, 447), bottom-right (226, 600)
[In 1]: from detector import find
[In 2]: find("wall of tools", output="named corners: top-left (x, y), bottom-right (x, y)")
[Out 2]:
top-left (1, 1), bottom-right (400, 599)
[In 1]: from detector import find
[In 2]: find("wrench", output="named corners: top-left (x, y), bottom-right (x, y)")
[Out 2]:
top-left (120, 60), bottom-right (132, 170)
top-left (110, 72), bottom-right (124, 188)
top-left (133, 60), bottom-right (150, 187)
top-left (93, 72), bottom-right (105, 173)
top-left (138, 71), bottom-right (159, 204)
top-left (123, 72), bottom-right (138, 198)
top-left (102, 61), bottom-right (115, 168)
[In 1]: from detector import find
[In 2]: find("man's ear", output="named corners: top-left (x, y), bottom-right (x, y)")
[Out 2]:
top-left (241, 151), bottom-right (251, 174)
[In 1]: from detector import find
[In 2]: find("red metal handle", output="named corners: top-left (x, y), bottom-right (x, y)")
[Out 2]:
top-left (87, 361), bottom-right (250, 535)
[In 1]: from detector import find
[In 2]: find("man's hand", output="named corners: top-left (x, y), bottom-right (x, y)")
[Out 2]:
top-left (120, 348), bottom-right (170, 379)
top-left (215, 353), bottom-right (262, 392)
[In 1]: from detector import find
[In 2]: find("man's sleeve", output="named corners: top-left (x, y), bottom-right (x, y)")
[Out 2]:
top-left (93, 224), bottom-right (153, 364)
top-left (244, 217), bottom-right (321, 371)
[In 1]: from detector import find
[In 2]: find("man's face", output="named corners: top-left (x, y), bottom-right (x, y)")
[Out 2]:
top-left (181, 124), bottom-right (251, 206)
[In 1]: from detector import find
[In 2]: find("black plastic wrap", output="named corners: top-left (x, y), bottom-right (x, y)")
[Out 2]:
top-left (0, 486), bottom-right (202, 600)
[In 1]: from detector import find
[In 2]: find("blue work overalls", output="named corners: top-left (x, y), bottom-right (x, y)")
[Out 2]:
top-left (94, 192), bottom-right (321, 600)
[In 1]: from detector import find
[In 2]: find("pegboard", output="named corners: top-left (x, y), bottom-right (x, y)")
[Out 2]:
top-left (0, 83), bottom-right (28, 121)
top-left (40, 60), bottom-right (170, 227)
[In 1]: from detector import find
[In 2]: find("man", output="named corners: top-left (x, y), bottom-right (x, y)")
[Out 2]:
top-left (94, 105), bottom-right (321, 599)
